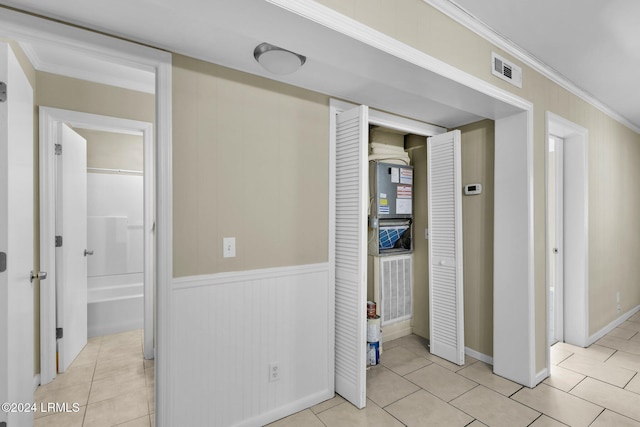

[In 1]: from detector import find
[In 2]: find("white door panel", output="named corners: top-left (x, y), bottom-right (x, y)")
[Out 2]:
top-left (428, 130), bottom-right (465, 365)
top-left (0, 42), bottom-right (35, 426)
top-left (334, 105), bottom-right (368, 409)
top-left (56, 124), bottom-right (88, 372)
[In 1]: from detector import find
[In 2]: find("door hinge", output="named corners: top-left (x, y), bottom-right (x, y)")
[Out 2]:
top-left (56, 327), bottom-right (63, 339)
top-left (55, 235), bottom-right (63, 247)
top-left (0, 251), bottom-right (6, 272)
top-left (0, 81), bottom-right (6, 103)
top-left (54, 143), bottom-right (62, 155)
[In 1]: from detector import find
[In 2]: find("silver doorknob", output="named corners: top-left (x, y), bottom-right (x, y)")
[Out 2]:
top-left (30, 271), bottom-right (47, 283)
top-left (84, 249), bottom-right (94, 256)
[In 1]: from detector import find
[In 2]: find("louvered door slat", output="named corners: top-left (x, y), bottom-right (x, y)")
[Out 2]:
top-left (334, 105), bottom-right (368, 409)
top-left (428, 130), bottom-right (465, 365)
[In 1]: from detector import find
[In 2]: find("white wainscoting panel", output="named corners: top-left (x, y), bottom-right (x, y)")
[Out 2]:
top-left (170, 263), bottom-right (333, 427)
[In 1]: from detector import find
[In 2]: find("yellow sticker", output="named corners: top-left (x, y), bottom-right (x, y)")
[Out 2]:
top-left (380, 198), bottom-right (388, 205)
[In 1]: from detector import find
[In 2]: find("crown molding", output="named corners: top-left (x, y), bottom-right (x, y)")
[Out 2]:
top-left (18, 40), bottom-right (155, 94)
top-left (425, 0), bottom-right (640, 134)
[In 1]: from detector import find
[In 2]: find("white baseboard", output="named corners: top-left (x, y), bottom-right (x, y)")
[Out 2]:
top-left (382, 319), bottom-right (412, 343)
top-left (465, 347), bottom-right (493, 365)
top-left (237, 389), bottom-right (333, 427)
top-left (588, 305), bottom-right (640, 346)
top-left (534, 368), bottom-right (549, 386)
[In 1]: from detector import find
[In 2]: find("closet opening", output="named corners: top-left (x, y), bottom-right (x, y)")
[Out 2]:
top-left (332, 99), bottom-right (500, 407)
top-left (366, 121), bottom-right (495, 367)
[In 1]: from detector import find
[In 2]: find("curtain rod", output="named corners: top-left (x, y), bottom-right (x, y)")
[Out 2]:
top-left (87, 167), bottom-right (143, 175)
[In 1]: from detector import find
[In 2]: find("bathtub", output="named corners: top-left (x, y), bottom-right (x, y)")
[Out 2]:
top-left (88, 273), bottom-right (144, 338)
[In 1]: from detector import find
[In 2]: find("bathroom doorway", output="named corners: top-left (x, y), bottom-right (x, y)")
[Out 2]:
top-left (39, 108), bottom-right (155, 382)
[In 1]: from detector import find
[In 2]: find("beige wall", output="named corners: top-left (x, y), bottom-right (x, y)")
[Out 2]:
top-left (316, 0), bottom-right (640, 372)
top-left (36, 72), bottom-right (154, 123)
top-left (590, 123), bottom-right (640, 329)
top-left (406, 134), bottom-right (429, 339)
top-left (76, 128), bottom-right (144, 172)
top-left (459, 120), bottom-right (494, 357)
top-left (172, 55), bottom-right (329, 277)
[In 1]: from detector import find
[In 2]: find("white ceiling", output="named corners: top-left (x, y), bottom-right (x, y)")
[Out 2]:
top-left (1, 0), bottom-right (637, 130)
top-left (450, 0), bottom-right (640, 129)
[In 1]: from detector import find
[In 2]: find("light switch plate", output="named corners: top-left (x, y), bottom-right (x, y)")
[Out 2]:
top-left (223, 237), bottom-right (236, 258)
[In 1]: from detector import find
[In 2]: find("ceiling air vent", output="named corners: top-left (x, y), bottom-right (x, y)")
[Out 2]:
top-left (492, 52), bottom-right (522, 88)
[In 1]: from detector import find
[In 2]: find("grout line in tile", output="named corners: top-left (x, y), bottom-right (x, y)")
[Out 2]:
top-left (525, 413), bottom-right (544, 426)
top-left (383, 411), bottom-right (407, 426)
top-left (602, 348), bottom-right (617, 363)
top-left (378, 388), bottom-right (421, 409)
top-left (605, 407), bottom-right (640, 425)
top-left (436, 383), bottom-right (481, 408)
top-left (507, 385), bottom-right (524, 398)
top-left (495, 391), bottom-right (545, 422)
top-left (623, 371), bottom-right (638, 389)
top-left (565, 381), bottom-right (615, 411)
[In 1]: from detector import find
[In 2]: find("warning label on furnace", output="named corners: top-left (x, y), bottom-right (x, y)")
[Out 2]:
top-left (400, 168), bottom-right (413, 184)
top-left (397, 185), bottom-right (412, 199)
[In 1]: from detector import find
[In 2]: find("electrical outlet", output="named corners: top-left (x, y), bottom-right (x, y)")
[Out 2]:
top-left (269, 363), bottom-right (280, 382)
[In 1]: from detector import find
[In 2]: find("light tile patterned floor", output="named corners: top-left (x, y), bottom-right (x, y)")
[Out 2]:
top-left (34, 318), bottom-right (640, 426)
top-left (271, 314), bottom-right (640, 426)
top-left (34, 329), bottom-right (154, 427)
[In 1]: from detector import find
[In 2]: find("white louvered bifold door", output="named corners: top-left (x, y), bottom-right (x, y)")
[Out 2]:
top-left (334, 105), bottom-right (368, 409)
top-left (427, 130), bottom-right (465, 365)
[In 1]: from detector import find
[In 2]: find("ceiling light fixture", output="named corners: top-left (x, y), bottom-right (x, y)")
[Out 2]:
top-left (253, 42), bottom-right (306, 75)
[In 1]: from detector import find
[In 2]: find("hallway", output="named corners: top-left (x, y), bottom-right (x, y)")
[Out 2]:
top-left (29, 318), bottom-right (640, 426)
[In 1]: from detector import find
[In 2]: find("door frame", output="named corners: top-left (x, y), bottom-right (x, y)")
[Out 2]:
top-left (0, 7), bottom-right (173, 425)
top-left (547, 135), bottom-right (564, 345)
top-left (545, 112), bottom-right (589, 367)
top-left (39, 107), bottom-right (155, 383)
top-left (331, 102), bottom-right (536, 387)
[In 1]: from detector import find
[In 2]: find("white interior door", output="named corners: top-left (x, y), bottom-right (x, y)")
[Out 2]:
top-left (334, 105), bottom-right (368, 409)
top-left (0, 42), bottom-right (35, 426)
top-left (56, 124), bottom-right (88, 372)
top-left (428, 130), bottom-right (465, 365)
top-left (548, 136), bottom-right (564, 344)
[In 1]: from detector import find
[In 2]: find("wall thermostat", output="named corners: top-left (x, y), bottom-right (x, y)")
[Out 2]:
top-left (464, 183), bottom-right (482, 195)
